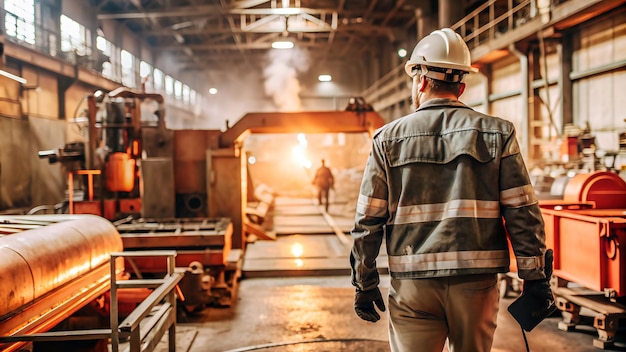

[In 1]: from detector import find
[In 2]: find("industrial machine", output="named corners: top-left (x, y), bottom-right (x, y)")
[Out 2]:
top-left (0, 214), bottom-right (184, 352)
top-left (38, 88), bottom-right (168, 220)
top-left (0, 215), bottom-right (124, 352)
top-left (505, 171), bottom-right (626, 350)
top-left (36, 88), bottom-right (239, 311)
top-left (114, 217), bottom-right (237, 309)
top-left (32, 94), bottom-right (385, 314)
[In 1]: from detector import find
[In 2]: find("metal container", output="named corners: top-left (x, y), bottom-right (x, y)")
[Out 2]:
top-left (563, 171), bottom-right (626, 209)
top-left (541, 208), bottom-right (626, 297)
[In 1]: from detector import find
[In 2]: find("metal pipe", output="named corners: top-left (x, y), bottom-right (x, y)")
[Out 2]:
top-left (0, 215), bottom-right (123, 344)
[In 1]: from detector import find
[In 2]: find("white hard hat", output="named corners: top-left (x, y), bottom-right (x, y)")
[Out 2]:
top-left (404, 28), bottom-right (478, 82)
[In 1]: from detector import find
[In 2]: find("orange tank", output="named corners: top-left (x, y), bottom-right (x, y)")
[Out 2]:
top-left (106, 152), bottom-right (136, 192)
top-left (563, 171), bottom-right (626, 209)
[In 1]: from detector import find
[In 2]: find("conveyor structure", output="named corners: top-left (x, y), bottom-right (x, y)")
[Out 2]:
top-left (0, 214), bottom-right (124, 352)
top-left (114, 217), bottom-right (239, 308)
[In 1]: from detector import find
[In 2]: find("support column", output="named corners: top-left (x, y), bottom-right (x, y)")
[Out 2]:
top-left (439, 0), bottom-right (465, 28)
top-left (510, 44), bottom-right (530, 158)
top-left (415, 4), bottom-right (437, 41)
top-left (528, 44), bottom-right (544, 161)
top-left (558, 35), bottom-right (573, 129)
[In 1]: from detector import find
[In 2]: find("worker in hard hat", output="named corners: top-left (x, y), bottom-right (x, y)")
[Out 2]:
top-left (349, 28), bottom-right (553, 352)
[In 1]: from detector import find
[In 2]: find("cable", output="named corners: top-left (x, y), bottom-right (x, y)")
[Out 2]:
top-left (223, 338), bottom-right (388, 352)
top-left (521, 326), bottom-right (530, 352)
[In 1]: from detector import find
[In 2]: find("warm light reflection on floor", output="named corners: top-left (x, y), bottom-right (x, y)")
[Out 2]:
top-left (291, 242), bottom-right (304, 257)
top-left (292, 242), bottom-right (304, 267)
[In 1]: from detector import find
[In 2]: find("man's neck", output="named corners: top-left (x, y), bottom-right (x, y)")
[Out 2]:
top-left (423, 91), bottom-right (458, 101)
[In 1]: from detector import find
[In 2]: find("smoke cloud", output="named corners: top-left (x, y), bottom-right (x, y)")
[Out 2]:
top-left (263, 47), bottom-right (310, 112)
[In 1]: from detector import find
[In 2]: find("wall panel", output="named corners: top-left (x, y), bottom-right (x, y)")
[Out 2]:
top-left (571, 11), bottom-right (626, 151)
top-left (490, 54), bottom-right (521, 94)
top-left (491, 97), bottom-right (523, 134)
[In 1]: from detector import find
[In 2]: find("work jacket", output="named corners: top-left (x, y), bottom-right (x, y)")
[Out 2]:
top-left (350, 98), bottom-right (548, 292)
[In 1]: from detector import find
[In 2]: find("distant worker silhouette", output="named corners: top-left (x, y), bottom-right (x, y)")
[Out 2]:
top-left (312, 159), bottom-right (334, 211)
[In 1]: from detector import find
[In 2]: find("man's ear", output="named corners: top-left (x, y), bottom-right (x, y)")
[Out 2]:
top-left (458, 82), bottom-right (466, 97)
top-left (418, 76), bottom-right (427, 92)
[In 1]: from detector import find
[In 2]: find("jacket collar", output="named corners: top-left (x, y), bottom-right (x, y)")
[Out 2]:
top-left (416, 98), bottom-right (468, 111)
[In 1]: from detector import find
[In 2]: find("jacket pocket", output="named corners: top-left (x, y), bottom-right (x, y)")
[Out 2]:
top-left (384, 129), bottom-right (497, 166)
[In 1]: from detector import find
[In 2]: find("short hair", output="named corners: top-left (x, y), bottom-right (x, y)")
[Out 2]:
top-left (425, 76), bottom-right (463, 96)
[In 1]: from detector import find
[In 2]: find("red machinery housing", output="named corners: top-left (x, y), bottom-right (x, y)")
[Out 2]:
top-left (541, 171), bottom-right (626, 299)
top-left (535, 171), bottom-right (626, 350)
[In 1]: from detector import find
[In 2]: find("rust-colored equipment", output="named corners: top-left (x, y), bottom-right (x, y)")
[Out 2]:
top-left (0, 215), bottom-right (123, 352)
top-left (540, 172), bottom-right (626, 298)
top-left (114, 217), bottom-right (238, 307)
top-left (38, 88), bottom-right (166, 221)
top-left (535, 171), bottom-right (626, 349)
top-left (542, 208), bottom-right (626, 297)
top-left (562, 172), bottom-right (626, 209)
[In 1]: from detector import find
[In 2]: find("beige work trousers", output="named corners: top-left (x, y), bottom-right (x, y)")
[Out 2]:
top-left (388, 273), bottom-right (500, 352)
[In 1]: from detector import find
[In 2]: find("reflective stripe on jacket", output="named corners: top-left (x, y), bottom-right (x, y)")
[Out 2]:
top-left (350, 98), bottom-right (547, 291)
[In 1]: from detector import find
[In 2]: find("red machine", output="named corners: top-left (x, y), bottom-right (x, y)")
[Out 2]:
top-left (74, 88), bottom-right (165, 220)
top-left (542, 171), bottom-right (626, 298)
top-left (537, 171), bottom-right (626, 350)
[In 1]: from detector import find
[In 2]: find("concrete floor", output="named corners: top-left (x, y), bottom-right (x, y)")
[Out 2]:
top-left (167, 197), bottom-right (626, 352)
top-left (180, 275), bottom-right (625, 352)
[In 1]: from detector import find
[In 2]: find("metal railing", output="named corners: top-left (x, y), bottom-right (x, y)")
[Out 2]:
top-left (451, 0), bottom-right (535, 51)
top-left (362, 0), bottom-right (570, 120)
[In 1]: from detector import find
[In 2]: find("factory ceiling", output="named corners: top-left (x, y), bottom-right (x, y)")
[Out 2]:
top-left (91, 0), bottom-right (445, 71)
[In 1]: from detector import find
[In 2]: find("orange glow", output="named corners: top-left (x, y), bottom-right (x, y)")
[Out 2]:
top-left (106, 152), bottom-right (136, 192)
top-left (291, 242), bottom-right (304, 257)
top-left (291, 133), bottom-right (312, 168)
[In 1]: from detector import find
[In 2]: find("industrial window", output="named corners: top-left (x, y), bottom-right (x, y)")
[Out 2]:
top-left (121, 49), bottom-right (136, 88)
top-left (174, 80), bottom-right (182, 99)
top-left (154, 68), bottom-right (164, 92)
top-left (60, 15), bottom-right (91, 56)
top-left (4, 0), bottom-right (35, 45)
top-left (183, 84), bottom-right (190, 103)
top-left (97, 35), bottom-right (116, 80)
top-left (165, 75), bottom-right (174, 96)
top-left (190, 89), bottom-right (197, 105)
top-left (140, 61), bottom-right (152, 90)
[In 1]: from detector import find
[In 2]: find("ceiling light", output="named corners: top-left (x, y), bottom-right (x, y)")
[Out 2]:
top-left (397, 48), bottom-right (408, 58)
top-left (209, 88), bottom-right (218, 94)
top-left (272, 41), bottom-right (294, 49)
top-left (318, 74), bottom-right (332, 82)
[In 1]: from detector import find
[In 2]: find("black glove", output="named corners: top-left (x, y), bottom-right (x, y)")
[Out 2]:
top-left (354, 287), bottom-right (386, 322)
top-left (523, 249), bottom-right (555, 304)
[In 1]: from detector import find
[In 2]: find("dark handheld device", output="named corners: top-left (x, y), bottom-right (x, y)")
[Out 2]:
top-left (507, 248), bottom-right (557, 332)
top-left (507, 290), bottom-right (558, 332)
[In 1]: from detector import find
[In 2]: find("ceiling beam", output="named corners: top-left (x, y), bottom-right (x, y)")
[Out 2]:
top-left (143, 23), bottom-right (390, 36)
top-left (96, 6), bottom-right (398, 20)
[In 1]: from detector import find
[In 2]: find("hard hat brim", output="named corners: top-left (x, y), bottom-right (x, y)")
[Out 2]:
top-left (405, 59), bottom-right (478, 77)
